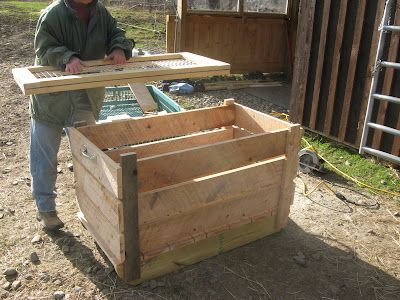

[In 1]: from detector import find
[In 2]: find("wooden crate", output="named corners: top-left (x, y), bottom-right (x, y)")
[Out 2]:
top-left (69, 99), bottom-right (302, 284)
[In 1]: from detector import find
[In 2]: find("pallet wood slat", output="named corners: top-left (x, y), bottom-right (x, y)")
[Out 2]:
top-left (79, 105), bottom-right (235, 149)
top-left (139, 156), bottom-right (284, 225)
top-left (121, 153), bottom-right (140, 281)
top-left (136, 131), bottom-right (287, 192)
top-left (338, 0), bottom-right (367, 141)
top-left (323, 0), bottom-right (348, 134)
top-left (132, 215), bottom-right (278, 285)
top-left (74, 160), bottom-right (122, 227)
top-left (105, 127), bottom-right (234, 162)
top-left (139, 157), bottom-right (283, 257)
top-left (72, 101), bottom-right (301, 283)
top-left (128, 83), bottom-right (158, 112)
top-left (392, 117), bottom-right (400, 156)
top-left (234, 103), bottom-right (290, 133)
top-left (289, 0), bottom-right (316, 124)
top-left (12, 52), bottom-right (230, 95)
top-left (69, 127), bottom-right (122, 198)
top-left (275, 125), bottom-right (302, 230)
top-left (77, 212), bottom-right (124, 266)
top-left (309, 0), bottom-right (331, 130)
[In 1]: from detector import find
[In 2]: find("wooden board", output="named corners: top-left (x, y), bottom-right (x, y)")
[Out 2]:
top-left (338, 0), bottom-right (367, 141)
top-left (105, 127), bottom-right (234, 162)
top-left (74, 160), bottom-right (124, 266)
top-left (78, 105), bottom-right (235, 149)
top-left (128, 83), bottom-right (158, 112)
top-left (120, 153), bottom-right (141, 281)
top-left (289, 0), bottom-right (316, 125)
top-left (173, 14), bottom-right (289, 73)
top-left (136, 131), bottom-right (287, 192)
top-left (309, 0), bottom-right (331, 130)
top-left (138, 157), bottom-right (284, 257)
top-left (323, 0), bottom-right (348, 134)
top-left (203, 80), bottom-right (281, 91)
top-left (69, 127), bottom-right (122, 199)
top-left (129, 214), bottom-right (279, 285)
top-left (234, 103), bottom-right (291, 133)
top-left (12, 52), bottom-right (230, 95)
top-left (275, 125), bottom-right (302, 230)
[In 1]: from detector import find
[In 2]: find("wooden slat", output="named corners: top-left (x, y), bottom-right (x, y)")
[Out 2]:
top-left (372, 5), bottom-right (400, 149)
top-left (309, 0), bottom-right (331, 129)
top-left (11, 67), bottom-right (38, 95)
top-left (23, 68), bottom-right (230, 95)
top-left (356, 0), bottom-right (386, 144)
top-left (75, 185), bottom-right (123, 265)
top-left (139, 157), bottom-right (284, 256)
top-left (77, 212), bottom-right (124, 266)
top-left (275, 125), bottom-right (302, 230)
top-left (105, 127), bottom-right (234, 162)
top-left (139, 156), bottom-right (284, 224)
top-left (120, 153), bottom-right (140, 281)
top-left (176, 0), bottom-right (187, 51)
top-left (323, 0), bottom-right (348, 134)
top-left (79, 105), bottom-right (235, 149)
top-left (338, 0), bottom-right (367, 141)
top-left (69, 127), bottom-right (122, 198)
top-left (128, 83), bottom-right (158, 112)
top-left (166, 15), bottom-right (175, 53)
top-left (74, 159), bottom-right (122, 227)
top-left (136, 131), bottom-right (288, 192)
top-left (130, 215), bottom-right (278, 285)
top-left (289, 0), bottom-right (316, 124)
top-left (234, 103), bottom-right (290, 133)
top-left (392, 117), bottom-right (400, 156)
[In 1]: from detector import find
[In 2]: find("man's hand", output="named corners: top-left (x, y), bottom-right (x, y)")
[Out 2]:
top-left (107, 48), bottom-right (126, 65)
top-left (65, 56), bottom-right (86, 73)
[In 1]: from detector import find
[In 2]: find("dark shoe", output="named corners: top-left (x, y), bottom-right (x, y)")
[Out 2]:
top-left (36, 211), bottom-right (64, 231)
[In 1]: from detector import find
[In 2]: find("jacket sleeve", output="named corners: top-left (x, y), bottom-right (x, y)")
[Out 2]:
top-left (34, 13), bottom-right (77, 69)
top-left (105, 10), bottom-right (134, 59)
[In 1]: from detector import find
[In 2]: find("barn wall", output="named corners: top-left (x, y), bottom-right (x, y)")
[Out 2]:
top-left (290, 0), bottom-right (400, 158)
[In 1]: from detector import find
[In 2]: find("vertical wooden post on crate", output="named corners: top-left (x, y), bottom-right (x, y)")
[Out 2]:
top-left (120, 152), bottom-right (140, 281)
top-left (275, 125), bottom-right (302, 230)
top-left (175, 0), bottom-right (187, 52)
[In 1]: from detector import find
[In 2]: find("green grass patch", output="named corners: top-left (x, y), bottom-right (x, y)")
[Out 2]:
top-left (0, 1), bottom-right (47, 18)
top-left (302, 133), bottom-right (400, 196)
top-left (0, 1), bottom-right (166, 50)
top-left (108, 5), bottom-right (166, 50)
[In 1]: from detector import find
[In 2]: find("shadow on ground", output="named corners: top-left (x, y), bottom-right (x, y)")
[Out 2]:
top-left (56, 217), bottom-right (399, 300)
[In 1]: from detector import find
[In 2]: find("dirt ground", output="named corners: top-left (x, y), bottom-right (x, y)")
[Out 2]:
top-left (1, 15), bottom-right (400, 300)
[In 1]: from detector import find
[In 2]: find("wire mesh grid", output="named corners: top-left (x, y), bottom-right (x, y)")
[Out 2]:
top-left (100, 86), bottom-right (144, 120)
top-left (32, 58), bottom-right (197, 79)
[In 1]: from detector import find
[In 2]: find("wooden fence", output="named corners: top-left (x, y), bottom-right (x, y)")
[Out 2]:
top-left (167, 0), bottom-right (299, 74)
top-left (290, 0), bottom-right (400, 158)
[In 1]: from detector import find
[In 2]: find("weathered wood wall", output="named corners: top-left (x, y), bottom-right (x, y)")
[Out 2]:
top-left (167, 0), bottom-right (299, 74)
top-left (290, 0), bottom-right (400, 158)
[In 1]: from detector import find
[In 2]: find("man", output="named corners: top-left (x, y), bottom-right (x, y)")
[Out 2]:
top-left (31, 0), bottom-right (134, 230)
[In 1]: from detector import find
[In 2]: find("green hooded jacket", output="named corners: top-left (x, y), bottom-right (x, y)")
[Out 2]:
top-left (31, 0), bottom-right (134, 126)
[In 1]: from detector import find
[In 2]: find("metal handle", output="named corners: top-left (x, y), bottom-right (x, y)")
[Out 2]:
top-left (81, 145), bottom-right (96, 160)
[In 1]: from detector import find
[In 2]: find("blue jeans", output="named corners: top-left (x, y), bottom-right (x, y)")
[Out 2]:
top-left (30, 91), bottom-right (95, 212)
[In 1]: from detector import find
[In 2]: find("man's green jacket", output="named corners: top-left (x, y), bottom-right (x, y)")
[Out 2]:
top-left (31, 0), bottom-right (133, 126)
